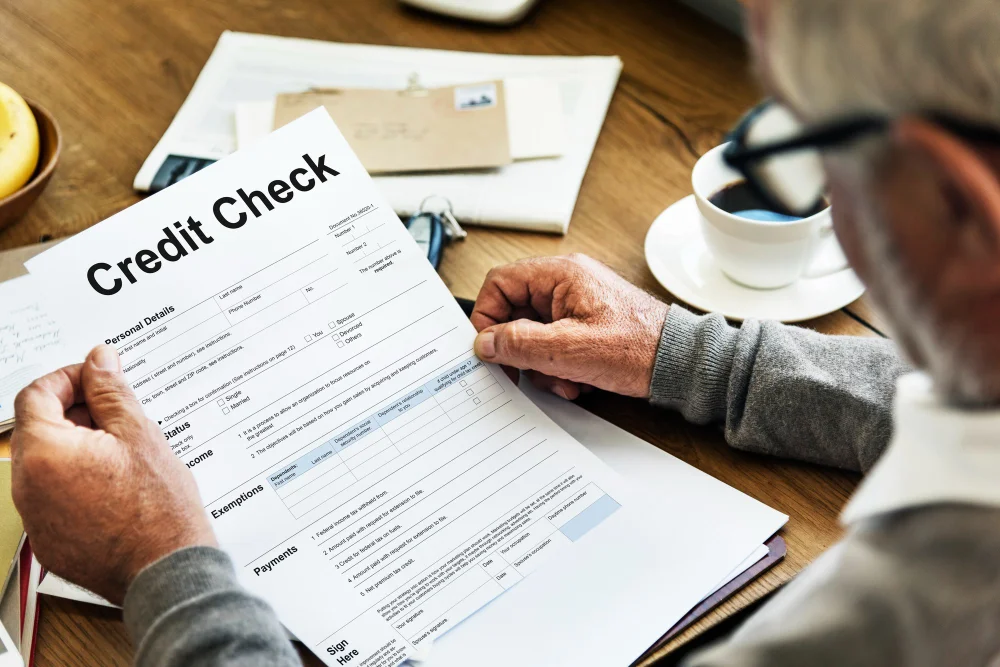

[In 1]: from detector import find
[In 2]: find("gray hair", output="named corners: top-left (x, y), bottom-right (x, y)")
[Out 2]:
top-left (762, 0), bottom-right (1000, 404)
top-left (765, 0), bottom-right (1000, 125)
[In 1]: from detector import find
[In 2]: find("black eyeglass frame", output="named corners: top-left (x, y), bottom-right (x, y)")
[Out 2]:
top-left (721, 100), bottom-right (1000, 216)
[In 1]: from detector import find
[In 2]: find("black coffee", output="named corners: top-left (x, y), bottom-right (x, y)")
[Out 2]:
top-left (708, 181), bottom-right (827, 222)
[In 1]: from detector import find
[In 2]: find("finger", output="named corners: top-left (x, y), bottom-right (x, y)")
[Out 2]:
top-left (510, 306), bottom-right (543, 323)
top-left (80, 344), bottom-right (149, 439)
top-left (11, 411), bottom-right (89, 462)
top-left (13, 364), bottom-right (85, 427)
top-left (525, 370), bottom-right (581, 400)
top-left (474, 319), bottom-right (575, 379)
top-left (65, 404), bottom-right (93, 428)
top-left (471, 258), bottom-right (572, 331)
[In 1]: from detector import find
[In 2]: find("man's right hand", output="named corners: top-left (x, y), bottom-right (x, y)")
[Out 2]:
top-left (471, 254), bottom-right (669, 400)
top-left (11, 344), bottom-right (216, 605)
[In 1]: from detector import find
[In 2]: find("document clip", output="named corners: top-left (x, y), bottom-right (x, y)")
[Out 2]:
top-left (400, 72), bottom-right (431, 98)
top-left (404, 195), bottom-right (466, 271)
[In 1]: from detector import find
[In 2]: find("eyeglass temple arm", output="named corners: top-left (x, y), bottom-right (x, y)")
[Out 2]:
top-left (724, 116), bottom-right (890, 166)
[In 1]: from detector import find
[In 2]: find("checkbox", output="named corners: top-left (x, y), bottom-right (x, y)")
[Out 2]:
top-left (305, 335), bottom-right (312, 342)
top-left (222, 407), bottom-right (230, 415)
top-left (337, 341), bottom-right (345, 348)
top-left (333, 334), bottom-right (340, 341)
top-left (466, 389), bottom-right (474, 396)
top-left (217, 399), bottom-right (225, 406)
top-left (460, 380), bottom-right (467, 387)
top-left (328, 322), bottom-right (336, 329)
top-left (473, 398), bottom-right (481, 404)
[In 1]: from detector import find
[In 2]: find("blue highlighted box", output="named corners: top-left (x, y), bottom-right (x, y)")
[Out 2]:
top-left (558, 493), bottom-right (620, 542)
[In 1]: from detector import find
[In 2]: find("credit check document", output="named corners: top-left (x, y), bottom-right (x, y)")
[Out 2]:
top-left (28, 110), bottom-right (783, 666)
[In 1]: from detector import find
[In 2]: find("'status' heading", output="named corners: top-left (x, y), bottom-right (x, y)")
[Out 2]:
top-left (86, 153), bottom-right (340, 296)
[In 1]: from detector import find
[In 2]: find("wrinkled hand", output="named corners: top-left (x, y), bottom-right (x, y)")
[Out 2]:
top-left (471, 254), bottom-right (669, 399)
top-left (11, 344), bottom-right (216, 605)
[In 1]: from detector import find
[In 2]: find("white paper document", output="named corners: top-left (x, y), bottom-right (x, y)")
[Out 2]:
top-left (135, 31), bottom-right (620, 233)
top-left (31, 110), bottom-right (783, 666)
top-left (38, 383), bottom-right (780, 626)
top-left (0, 275), bottom-right (70, 429)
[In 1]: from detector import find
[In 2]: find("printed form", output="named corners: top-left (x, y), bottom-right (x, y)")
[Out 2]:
top-left (27, 110), bottom-right (653, 666)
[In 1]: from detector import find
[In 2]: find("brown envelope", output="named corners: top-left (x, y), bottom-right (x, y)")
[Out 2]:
top-left (273, 81), bottom-right (512, 174)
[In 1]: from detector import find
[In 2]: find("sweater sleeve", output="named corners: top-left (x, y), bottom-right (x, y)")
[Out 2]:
top-left (123, 546), bottom-right (302, 667)
top-left (649, 306), bottom-right (909, 472)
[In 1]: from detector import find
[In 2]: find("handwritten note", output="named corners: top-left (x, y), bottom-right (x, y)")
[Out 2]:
top-left (0, 275), bottom-right (68, 427)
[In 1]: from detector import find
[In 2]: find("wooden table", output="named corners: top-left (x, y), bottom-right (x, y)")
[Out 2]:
top-left (0, 0), bottom-right (883, 664)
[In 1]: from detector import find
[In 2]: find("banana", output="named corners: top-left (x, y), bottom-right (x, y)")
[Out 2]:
top-left (0, 81), bottom-right (40, 199)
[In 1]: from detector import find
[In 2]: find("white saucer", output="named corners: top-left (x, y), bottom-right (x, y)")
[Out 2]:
top-left (644, 196), bottom-right (865, 322)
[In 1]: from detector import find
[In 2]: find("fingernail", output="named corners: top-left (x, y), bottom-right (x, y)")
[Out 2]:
top-left (92, 344), bottom-right (121, 372)
top-left (476, 332), bottom-right (496, 359)
top-left (553, 386), bottom-right (570, 400)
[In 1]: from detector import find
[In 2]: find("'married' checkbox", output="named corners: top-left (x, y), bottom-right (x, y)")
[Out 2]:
top-left (222, 407), bottom-right (230, 415)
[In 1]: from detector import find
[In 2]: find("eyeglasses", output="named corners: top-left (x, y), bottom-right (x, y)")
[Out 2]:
top-left (722, 100), bottom-right (1000, 217)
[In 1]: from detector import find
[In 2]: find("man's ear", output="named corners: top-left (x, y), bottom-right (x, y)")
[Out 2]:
top-left (893, 117), bottom-right (1000, 254)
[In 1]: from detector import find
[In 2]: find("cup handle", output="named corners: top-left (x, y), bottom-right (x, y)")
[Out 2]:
top-left (803, 223), bottom-right (850, 279)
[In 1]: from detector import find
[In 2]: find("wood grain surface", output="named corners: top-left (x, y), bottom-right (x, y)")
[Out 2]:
top-left (0, 0), bottom-right (883, 664)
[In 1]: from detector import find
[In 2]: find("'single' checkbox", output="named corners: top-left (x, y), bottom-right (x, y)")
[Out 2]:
top-left (217, 399), bottom-right (225, 406)
top-left (222, 407), bottom-right (230, 415)
top-left (460, 380), bottom-right (467, 387)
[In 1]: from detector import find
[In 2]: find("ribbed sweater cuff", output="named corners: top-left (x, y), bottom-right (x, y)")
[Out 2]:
top-left (649, 306), bottom-right (739, 424)
top-left (123, 546), bottom-right (240, 646)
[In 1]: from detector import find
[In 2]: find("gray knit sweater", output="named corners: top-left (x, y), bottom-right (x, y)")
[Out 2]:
top-left (122, 307), bottom-right (996, 666)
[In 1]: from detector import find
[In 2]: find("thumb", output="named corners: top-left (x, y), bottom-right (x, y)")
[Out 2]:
top-left (474, 319), bottom-right (571, 377)
top-left (81, 344), bottom-right (149, 437)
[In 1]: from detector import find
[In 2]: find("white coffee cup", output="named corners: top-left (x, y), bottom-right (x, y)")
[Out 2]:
top-left (692, 143), bottom-right (848, 289)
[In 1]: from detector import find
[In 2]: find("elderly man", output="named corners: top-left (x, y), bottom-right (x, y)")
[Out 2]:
top-left (12, 0), bottom-right (1000, 664)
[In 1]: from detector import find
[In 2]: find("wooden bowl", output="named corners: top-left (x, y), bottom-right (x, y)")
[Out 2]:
top-left (0, 100), bottom-right (61, 231)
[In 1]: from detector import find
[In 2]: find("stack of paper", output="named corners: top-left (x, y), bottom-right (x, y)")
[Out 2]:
top-left (28, 110), bottom-right (783, 666)
top-left (37, 386), bottom-right (783, 634)
top-left (134, 31), bottom-right (622, 233)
